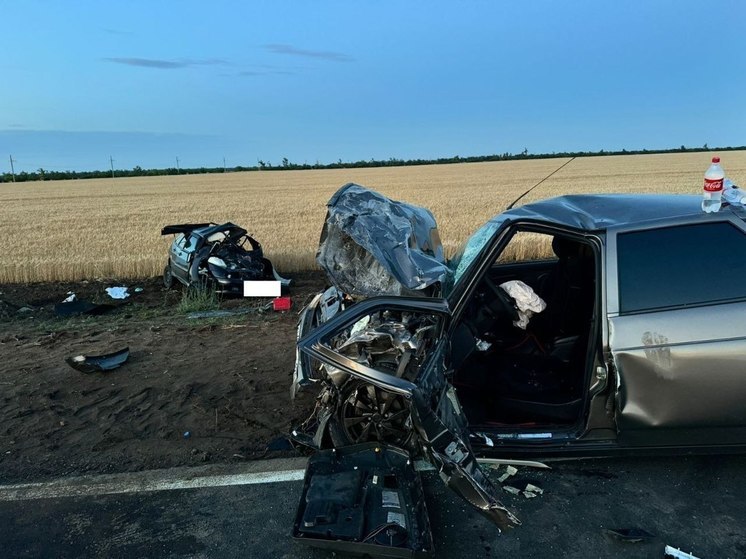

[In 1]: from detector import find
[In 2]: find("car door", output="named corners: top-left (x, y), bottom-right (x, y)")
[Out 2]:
top-left (608, 220), bottom-right (746, 447)
top-left (171, 233), bottom-right (198, 283)
top-left (297, 296), bottom-right (520, 531)
top-left (169, 234), bottom-right (190, 282)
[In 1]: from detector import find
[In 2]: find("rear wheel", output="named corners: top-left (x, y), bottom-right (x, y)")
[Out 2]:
top-left (163, 263), bottom-right (175, 289)
top-left (329, 380), bottom-right (413, 447)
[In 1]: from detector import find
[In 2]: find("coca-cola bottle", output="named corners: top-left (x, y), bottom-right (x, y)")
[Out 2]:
top-left (702, 156), bottom-right (724, 213)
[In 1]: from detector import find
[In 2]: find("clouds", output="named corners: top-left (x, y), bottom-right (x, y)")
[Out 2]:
top-left (103, 57), bottom-right (228, 69)
top-left (103, 43), bottom-right (350, 78)
top-left (264, 44), bottom-right (353, 62)
top-left (103, 43), bottom-right (351, 76)
top-left (237, 68), bottom-right (296, 77)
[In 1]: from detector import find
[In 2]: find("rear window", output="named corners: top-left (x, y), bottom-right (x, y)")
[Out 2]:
top-left (617, 222), bottom-right (746, 313)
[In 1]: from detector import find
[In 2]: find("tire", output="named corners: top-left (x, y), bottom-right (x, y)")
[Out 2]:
top-left (329, 380), bottom-right (413, 448)
top-left (163, 263), bottom-right (175, 289)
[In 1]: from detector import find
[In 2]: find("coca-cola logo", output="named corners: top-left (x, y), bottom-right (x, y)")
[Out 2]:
top-left (704, 178), bottom-right (723, 192)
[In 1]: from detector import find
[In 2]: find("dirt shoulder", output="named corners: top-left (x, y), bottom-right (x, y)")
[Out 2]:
top-left (0, 273), bottom-right (325, 483)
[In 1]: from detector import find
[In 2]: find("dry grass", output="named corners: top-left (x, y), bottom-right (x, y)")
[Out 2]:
top-left (1, 151), bottom-right (745, 283)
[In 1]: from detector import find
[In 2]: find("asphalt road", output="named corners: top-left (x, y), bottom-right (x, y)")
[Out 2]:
top-left (0, 454), bottom-right (744, 558)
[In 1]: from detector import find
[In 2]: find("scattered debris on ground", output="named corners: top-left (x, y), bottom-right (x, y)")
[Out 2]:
top-left (0, 272), bottom-right (324, 484)
top-left (105, 286), bottom-right (130, 299)
top-left (54, 300), bottom-right (116, 317)
top-left (603, 527), bottom-right (655, 543)
top-left (665, 545), bottom-right (702, 559)
top-left (65, 347), bottom-right (130, 373)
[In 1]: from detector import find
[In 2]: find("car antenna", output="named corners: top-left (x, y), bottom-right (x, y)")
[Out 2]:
top-left (505, 156), bottom-right (576, 210)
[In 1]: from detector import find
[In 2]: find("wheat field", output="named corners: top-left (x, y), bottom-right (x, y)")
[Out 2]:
top-left (1, 151), bottom-right (745, 283)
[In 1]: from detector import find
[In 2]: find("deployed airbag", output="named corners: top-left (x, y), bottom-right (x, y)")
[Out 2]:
top-left (499, 280), bottom-right (546, 329)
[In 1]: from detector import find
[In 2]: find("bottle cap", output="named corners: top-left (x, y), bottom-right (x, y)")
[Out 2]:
top-left (712, 156), bottom-right (720, 163)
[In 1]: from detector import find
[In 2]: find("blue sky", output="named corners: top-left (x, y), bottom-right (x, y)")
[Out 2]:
top-left (1, 0), bottom-right (744, 172)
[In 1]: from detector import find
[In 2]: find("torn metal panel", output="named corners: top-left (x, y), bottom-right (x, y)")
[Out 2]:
top-left (316, 183), bottom-right (452, 297)
top-left (409, 388), bottom-right (520, 531)
top-left (292, 287), bottom-right (352, 397)
top-left (65, 347), bottom-right (129, 373)
top-left (331, 313), bottom-right (437, 379)
top-left (297, 297), bottom-right (450, 397)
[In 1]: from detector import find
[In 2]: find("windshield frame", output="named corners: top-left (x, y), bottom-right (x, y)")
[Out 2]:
top-left (444, 216), bottom-right (510, 300)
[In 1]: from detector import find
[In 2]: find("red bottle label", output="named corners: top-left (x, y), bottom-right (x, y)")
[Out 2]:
top-left (704, 177), bottom-right (723, 192)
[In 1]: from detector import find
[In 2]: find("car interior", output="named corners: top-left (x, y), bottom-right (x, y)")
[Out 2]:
top-left (451, 230), bottom-right (598, 428)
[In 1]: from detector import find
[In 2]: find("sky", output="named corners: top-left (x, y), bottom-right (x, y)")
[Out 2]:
top-left (1, 0), bottom-right (745, 173)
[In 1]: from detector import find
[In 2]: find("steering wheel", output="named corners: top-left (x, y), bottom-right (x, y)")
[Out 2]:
top-left (482, 276), bottom-right (520, 322)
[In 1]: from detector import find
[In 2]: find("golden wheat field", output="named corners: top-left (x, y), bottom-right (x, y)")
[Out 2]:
top-left (1, 151), bottom-right (745, 283)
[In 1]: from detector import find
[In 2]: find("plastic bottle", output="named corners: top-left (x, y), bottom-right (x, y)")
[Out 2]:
top-left (702, 156), bottom-right (724, 213)
top-left (722, 179), bottom-right (746, 206)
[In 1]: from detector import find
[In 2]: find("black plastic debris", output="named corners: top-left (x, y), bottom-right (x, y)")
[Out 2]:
top-left (603, 527), bottom-right (655, 543)
top-left (293, 443), bottom-right (434, 558)
top-left (54, 300), bottom-right (116, 317)
top-left (65, 347), bottom-right (130, 373)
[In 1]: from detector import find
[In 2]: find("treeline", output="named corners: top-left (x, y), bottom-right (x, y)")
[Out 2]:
top-left (3, 144), bottom-right (744, 183)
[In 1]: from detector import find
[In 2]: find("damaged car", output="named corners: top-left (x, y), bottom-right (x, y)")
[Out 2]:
top-left (291, 183), bottom-right (746, 547)
top-left (161, 222), bottom-right (291, 295)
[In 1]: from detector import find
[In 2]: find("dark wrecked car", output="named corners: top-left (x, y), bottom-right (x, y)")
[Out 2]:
top-left (291, 183), bottom-right (746, 547)
top-left (161, 222), bottom-right (291, 295)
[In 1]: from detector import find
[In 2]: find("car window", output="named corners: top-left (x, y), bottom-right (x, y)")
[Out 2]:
top-left (183, 234), bottom-right (199, 252)
top-left (617, 222), bottom-right (746, 313)
top-left (174, 234), bottom-right (186, 250)
top-left (495, 231), bottom-right (557, 264)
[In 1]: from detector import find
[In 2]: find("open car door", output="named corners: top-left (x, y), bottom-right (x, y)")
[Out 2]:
top-left (297, 297), bottom-right (520, 532)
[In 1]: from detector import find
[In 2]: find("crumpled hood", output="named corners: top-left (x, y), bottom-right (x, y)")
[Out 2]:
top-left (316, 183), bottom-right (453, 297)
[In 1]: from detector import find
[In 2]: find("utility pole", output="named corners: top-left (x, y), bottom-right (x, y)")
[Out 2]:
top-left (176, 157), bottom-right (180, 174)
top-left (8, 155), bottom-right (16, 182)
top-left (223, 156), bottom-right (226, 173)
top-left (109, 156), bottom-right (115, 178)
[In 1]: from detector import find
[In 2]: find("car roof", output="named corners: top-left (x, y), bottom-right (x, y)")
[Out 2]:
top-left (495, 194), bottom-right (744, 231)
